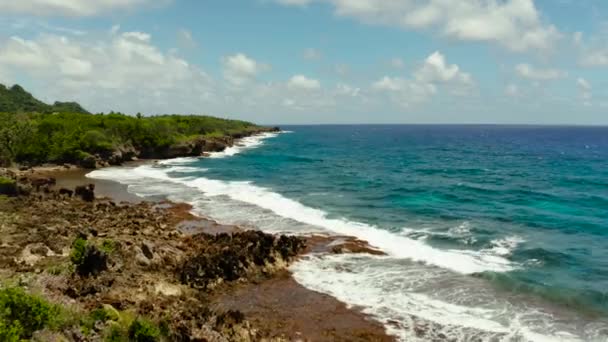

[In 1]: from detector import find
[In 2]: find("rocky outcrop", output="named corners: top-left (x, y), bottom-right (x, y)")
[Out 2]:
top-left (179, 231), bottom-right (305, 290)
top-left (77, 127), bottom-right (280, 168)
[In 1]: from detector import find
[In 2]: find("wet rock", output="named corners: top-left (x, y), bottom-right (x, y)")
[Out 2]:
top-left (29, 176), bottom-right (56, 189)
top-left (75, 184), bottom-right (95, 202)
top-left (58, 188), bottom-right (73, 197)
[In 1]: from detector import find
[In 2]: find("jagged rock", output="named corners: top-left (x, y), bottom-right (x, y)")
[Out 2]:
top-left (79, 154), bottom-right (98, 169)
top-left (58, 188), bottom-right (73, 197)
top-left (29, 176), bottom-right (56, 189)
top-left (76, 244), bottom-right (108, 276)
top-left (75, 184), bottom-right (95, 202)
top-left (179, 231), bottom-right (305, 290)
top-left (135, 247), bottom-right (152, 267)
top-left (141, 240), bottom-right (155, 259)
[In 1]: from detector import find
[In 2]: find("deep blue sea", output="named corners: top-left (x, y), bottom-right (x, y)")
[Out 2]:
top-left (90, 125), bottom-right (608, 341)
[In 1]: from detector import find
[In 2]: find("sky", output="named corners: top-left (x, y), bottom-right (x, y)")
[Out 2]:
top-left (0, 0), bottom-right (607, 125)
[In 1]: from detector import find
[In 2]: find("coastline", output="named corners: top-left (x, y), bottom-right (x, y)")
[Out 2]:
top-left (43, 160), bottom-right (395, 341)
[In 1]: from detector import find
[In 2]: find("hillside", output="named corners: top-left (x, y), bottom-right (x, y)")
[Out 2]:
top-left (0, 85), bottom-right (275, 167)
top-left (0, 84), bottom-right (90, 114)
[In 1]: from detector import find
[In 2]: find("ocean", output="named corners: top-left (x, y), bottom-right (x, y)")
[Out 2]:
top-left (88, 125), bottom-right (608, 341)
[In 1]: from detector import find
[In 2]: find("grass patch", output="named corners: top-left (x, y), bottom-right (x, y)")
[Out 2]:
top-left (100, 239), bottom-right (117, 254)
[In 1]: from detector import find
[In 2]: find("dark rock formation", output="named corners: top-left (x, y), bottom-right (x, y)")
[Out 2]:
top-left (178, 231), bottom-right (305, 290)
top-left (75, 184), bottom-right (95, 202)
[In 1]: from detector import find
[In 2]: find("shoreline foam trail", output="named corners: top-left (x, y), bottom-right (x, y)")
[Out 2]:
top-left (90, 164), bottom-right (515, 275)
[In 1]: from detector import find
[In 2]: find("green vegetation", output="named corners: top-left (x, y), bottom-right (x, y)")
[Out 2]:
top-left (128, 318), bottom-right (161, 342)
top-left (101, 239), bottom-right (117, 254)
top-left (0, 177), bottom-right (17, 196)
top-left (70, 237), bottom-right (88, 266)
top-left (0, 84), bottom-right (262, 167)
top-left (69, 236), bottom-right (108, 276)
top-left (0, 84), bottom-right (89, 114)
top-left (0, 287), bottom-right (62, 340)
top-left (0, 287), bottom-right (164, 341)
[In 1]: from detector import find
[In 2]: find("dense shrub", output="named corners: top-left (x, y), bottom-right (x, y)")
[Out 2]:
top-left (0, 84), bottom-right (261, 166)
top-left (128, 318), bottom-right (161, 342)
top-left (70, 237), bottom-right (88, 266)
top-left (70, 237), bottom-right (108, 276)
top-left (0, 177), bottom-right (17, 196)
top-left (0, 287), bottom-right (60, 339)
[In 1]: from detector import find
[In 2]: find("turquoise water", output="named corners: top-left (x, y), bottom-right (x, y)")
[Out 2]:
top-left (89, 125), bottom-right (608, 341)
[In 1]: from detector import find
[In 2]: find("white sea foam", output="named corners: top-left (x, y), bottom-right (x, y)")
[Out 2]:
top-left (290, 254), bottom-right (598, 342)
top-left (157, 157), bottom-right (198, 165)
top-left (207, 132), bottom-right (279, 158)
top-left (484, 236), bottom-right (525, 257)
top-left (90, 164), bottom-right (514, 274)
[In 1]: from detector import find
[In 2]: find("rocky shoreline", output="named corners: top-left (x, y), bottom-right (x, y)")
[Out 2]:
top-left (0, 151), bottom-right (393, 341)
top-left (57, 127), bottom-right (281, 170)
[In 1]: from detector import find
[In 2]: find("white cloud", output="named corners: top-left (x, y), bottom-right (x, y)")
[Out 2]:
top-left (572, 31), bottom-right (608, 67)
top-left (288, 74), bottom-right (321, 90)
top-left (335, 83), bottom-right (360, 97)
top-left (372, 76), bottom-right (404, 92)
top-left (577, 77), bottom-right (591, 91)
top-left (515, 63), bottom-right (566, 80)
top-left (222, 53), bottom-right (267, 86)
top-left (0, 0), bottom-right (162, 16)
top-left (372, 51), bottom-right (473, 106)
top-left (0, 29), bottom-right (213, 114)
top-left (276, 0), bottom-right (560, 51)
top-left (415, 51), bottom-right (473, 85)
top-left (580, 50), bottom-right (608, 67)
top-left (303, 48), bottom-right (322, 60)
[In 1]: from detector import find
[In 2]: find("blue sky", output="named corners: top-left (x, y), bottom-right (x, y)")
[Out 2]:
top-left (0, 0), bottom-right (607, 124)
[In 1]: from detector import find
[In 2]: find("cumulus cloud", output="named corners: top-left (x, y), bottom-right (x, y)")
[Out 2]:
top-left (276, 0), bottom-right (560, 51)
top-left (515, 63), bottom-right (566, 80)
top-left (288, 75), bottom-right (321, 90)
top-left (372, 51), bottom-right (474, 106)
top-left (0, 29), bottom-right (213, 114)
top-left (0, 0), bottom-right (164, 16)
top-left (222, 53), bottom-right (268, 86)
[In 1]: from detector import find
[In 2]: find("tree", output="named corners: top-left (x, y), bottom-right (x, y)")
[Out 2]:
top-left (0, 113), bottom-right (35, 166)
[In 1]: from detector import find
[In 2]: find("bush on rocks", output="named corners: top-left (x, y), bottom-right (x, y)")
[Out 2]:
top-left (0, 177), bottom-right (17, 196)
top-left (0, 287), bottom-right (62, 340)
top-left (70, 237), bottom-right (108, 276)
top-left (128, 318), bottom-right (161, 342)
